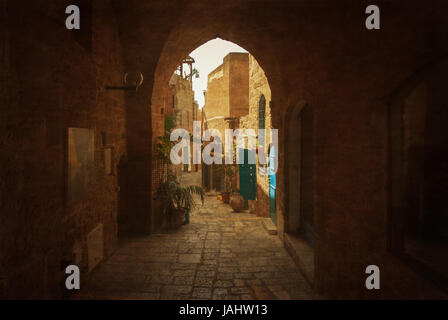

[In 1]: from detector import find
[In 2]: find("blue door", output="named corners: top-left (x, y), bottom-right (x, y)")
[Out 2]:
top-left (269, 146), bottom-right (277, 225)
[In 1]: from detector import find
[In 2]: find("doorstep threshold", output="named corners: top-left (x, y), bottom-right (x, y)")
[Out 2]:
top-left (262, 218), bottom-right (278, 235)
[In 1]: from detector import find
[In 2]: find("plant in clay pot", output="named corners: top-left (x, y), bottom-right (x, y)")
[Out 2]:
top-left (229, 164), bottom-right (244, 212)
top-left (156, 174), bottom-right (204, 229)
top-left (222, 165), bottom-right (236, 204)
top-left (155, 113), bottom-right (177, 163)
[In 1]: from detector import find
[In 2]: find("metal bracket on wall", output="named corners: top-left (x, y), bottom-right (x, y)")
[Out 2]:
top-left (105, 72), bottom-right (143, 91)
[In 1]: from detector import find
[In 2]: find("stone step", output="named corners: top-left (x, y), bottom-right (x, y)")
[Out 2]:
top-left (262, 218), bottom-right (277, 235)
top-left (250, 285), bottom-right (276, 300)
top-left (284, 233), bottom-right (314, 285)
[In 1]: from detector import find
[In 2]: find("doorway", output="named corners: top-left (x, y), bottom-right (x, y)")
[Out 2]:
top-left (283, 101), bottom-right (315, 284)
top-left (389, 59), bottom-right (448, 290)
top-left (238, 148), bottom-right (256, 201)
top-left (269, 145), bottom-right (277, 225)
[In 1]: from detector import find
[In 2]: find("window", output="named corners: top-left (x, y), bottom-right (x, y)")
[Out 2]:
top-left (258, 94), bottom-right (266, 129)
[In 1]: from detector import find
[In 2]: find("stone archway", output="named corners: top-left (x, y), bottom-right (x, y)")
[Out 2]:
top-left (284, 101), bottom-right (307, 234)
top-left (149, 30), bottom-right (281, 232)
top-left (113, 0), bottom-right (448, 299)
top-left (283, 100), bottom-right (315, 285)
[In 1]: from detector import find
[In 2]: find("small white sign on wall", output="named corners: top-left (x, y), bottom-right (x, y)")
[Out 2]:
top-left (104, 147), bottom-right (113, 175)
top-left (87, 224), bottom-right (104, 272)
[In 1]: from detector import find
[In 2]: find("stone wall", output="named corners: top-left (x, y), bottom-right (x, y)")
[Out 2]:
top-left (0, 0), bottom-right (126, 298)
top-left (228, 53), bottom-right (249, 118)
top-left (204, 117), bottom-right (228, 163)
top-left (203, 65), bottom-right (228, 120)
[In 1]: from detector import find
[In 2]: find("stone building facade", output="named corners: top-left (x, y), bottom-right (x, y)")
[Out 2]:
top-left (240, 55), bottom-right (272, 218)
top-left (165, 73), bottom-right (199, 174)
top-left (202, 53), bottom-right (273, 218)
top-left (203, 53), bottom-right (249, 121)
top-left (202, 53), bottom-right (250, 192)
top-left (168, 73), bottom-right (198, 134)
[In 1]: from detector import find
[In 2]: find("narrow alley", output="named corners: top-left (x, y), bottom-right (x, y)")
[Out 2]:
top-left (76, 172), bottom-right (317, 300)
top-left (3, 1), bottom-right (448, 300)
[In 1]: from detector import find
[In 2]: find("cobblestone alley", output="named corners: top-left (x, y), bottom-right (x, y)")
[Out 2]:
top-left (76, 172), bottom-right (318, 300)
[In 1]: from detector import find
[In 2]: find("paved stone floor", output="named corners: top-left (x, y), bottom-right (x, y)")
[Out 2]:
top-left (76, 172), bottom-right (318, 300)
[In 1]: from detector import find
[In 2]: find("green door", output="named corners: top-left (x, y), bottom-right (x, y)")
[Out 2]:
top-left (238, 149), bottom-right (256, 200)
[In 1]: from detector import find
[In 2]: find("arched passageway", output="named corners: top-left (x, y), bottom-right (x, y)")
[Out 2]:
top-left (140, 2), bottom-right (448, 298)
top-left (149, 33), bottom-right (279, 227)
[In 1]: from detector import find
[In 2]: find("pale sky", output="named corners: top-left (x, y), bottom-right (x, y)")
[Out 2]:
top-left (188, 38), bottom-right (248, 109)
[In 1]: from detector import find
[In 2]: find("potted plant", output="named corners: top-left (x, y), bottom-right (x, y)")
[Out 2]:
top-left (222, 165), bottom-right (236, 204)
top-left (228, 165), bottom-right (246, 212)
top-left (155, 113), bottom-right (177, 163)
top-left (221, 192), bottom-right (230, 204)
top-left (156, 174), bottom-right (204, 229)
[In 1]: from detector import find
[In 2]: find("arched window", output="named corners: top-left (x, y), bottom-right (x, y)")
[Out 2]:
top-left (258, 94), bottom-right (266, 129)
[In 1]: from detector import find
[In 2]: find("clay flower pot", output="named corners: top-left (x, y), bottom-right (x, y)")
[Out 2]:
top-left (230, 193), bottom-right (245, 212)
top-left (222, 192), bottom-right (230, 204)
top-left (170, 208), bottom-right (187, 229)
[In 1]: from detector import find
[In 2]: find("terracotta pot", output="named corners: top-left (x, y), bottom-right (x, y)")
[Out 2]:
top-left (170, 208), bottom-right (186, 229)
top-left (222, 192), bottom-right (230, 204)
top-left (230, 193), bottom-right (245, 212)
